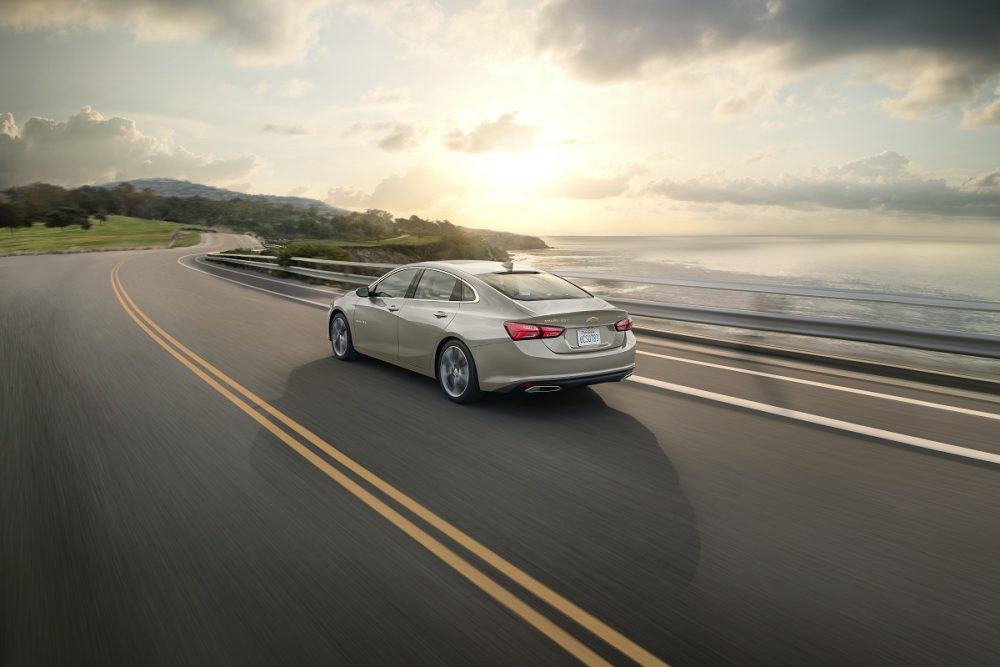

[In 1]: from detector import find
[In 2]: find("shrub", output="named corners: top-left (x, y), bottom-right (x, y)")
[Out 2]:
top-left (44, 207), bottom-right (89, 228)
top-left (273, 241), bottom-right (351, 266)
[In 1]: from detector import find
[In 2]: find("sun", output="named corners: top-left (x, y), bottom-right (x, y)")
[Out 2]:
top-left (469, 148), bottom-right (563, 191)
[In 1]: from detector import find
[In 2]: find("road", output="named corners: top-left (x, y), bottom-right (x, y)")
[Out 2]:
top-left (2, 235), bottom-right (999, 666)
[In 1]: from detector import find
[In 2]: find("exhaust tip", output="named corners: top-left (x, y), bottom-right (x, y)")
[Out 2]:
top-left (525, 385), bottom-right (562, 393)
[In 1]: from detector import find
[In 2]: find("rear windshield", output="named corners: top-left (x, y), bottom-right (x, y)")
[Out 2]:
top-left (479, 271), bottom-right (591, 301)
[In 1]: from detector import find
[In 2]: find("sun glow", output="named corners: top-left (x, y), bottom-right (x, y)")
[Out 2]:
top-left (467, 148), bottom-right (563, 191)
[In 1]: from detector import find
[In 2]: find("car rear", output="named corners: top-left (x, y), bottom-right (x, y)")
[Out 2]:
top-left (470, 270), bottom-right (636, 392)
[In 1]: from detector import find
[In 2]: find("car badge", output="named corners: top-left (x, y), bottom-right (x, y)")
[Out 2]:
top-left (586, 316), bottom-right (599, 323)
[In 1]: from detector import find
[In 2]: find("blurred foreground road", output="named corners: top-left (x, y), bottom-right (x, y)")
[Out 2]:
top-left (2, 236), bottom-right (999, 666)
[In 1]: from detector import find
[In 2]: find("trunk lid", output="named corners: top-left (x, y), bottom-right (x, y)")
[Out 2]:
top-left (512, 299), bottom-right (628, 354)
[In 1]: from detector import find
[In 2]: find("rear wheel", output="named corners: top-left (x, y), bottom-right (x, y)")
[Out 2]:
top-left (437, 340), bottom-right (483, 404)
top-left (330, 312), bottom-right (360, 360)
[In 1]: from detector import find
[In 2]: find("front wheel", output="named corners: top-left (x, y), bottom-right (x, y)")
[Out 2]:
top-left (437, 340), bottom-right (483, 404)
top-left (330, 312), bottom-right (360, 360)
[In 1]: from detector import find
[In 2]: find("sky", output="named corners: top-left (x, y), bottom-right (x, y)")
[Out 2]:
top-left (1, 0), bottom-right (999, 235)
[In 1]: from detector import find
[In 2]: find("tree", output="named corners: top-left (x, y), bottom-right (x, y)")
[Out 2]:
top-left (0, 200), bottom-right (29, 237)
top-left (395, 215), bottom-right (439, 239)
top-left (44, 207), bottom-right (89, 228)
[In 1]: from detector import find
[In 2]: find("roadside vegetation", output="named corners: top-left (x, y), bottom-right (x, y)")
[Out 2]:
top-left (263, 230), bottom-right (508, 266)
top-left (0, 181), bottom-right (546, 261)
top-left (0, 215), bottom-right (201, 254)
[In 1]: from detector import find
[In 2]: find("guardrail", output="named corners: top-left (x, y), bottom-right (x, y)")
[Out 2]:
top-left (203, 252), bottom-right (1000, 359)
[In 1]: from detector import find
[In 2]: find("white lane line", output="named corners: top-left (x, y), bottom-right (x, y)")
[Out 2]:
top-left (638, 350), bottom-right (1000, 421)
top-left (636, 333), bottom-right (1000, 404)
top-left (176, 253), bottom-right (329, 308)
top-left (627, 375), bottom-right (1000, 466)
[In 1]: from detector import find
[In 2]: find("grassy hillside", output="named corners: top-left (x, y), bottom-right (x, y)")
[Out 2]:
top-left (0, 215), bottom-right (201, 254)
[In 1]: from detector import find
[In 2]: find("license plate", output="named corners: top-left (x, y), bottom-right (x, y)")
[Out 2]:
top-left (577, 327), bottom-right (601, 346)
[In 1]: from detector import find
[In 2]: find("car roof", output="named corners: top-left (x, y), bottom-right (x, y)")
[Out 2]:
top-left (414, 260), bottom-right (541, 276)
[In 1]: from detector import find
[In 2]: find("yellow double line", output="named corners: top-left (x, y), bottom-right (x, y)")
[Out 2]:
top-left (110, 263), bottom-right (668, 667)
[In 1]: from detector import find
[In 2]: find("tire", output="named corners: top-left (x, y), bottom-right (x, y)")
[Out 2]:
top-left (330, 312), bottom-right (360, 361)
top-left (437, 340), bottom-right (483, 404)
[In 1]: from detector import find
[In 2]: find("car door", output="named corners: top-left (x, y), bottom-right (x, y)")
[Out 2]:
top-left (396, 269), bottom-right (465, 373)
top-left (352, 267), bottom-right (421, 361)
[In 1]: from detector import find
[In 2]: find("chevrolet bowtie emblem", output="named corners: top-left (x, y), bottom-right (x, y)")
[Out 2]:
top-left (586, 316), bottom-right (599, 323)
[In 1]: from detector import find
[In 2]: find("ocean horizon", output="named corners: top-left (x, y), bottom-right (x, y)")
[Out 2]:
top-left (513, 234), bottom-right (1000, 301)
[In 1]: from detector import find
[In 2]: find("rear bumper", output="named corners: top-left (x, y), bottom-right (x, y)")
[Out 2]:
top-left (496, 367), bottom-right (635, 393)
top-left (475, 331), bottom-right (637, 392)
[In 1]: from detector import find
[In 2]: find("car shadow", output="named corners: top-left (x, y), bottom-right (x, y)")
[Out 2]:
top-left (247, 354), bottom-right (701, 651)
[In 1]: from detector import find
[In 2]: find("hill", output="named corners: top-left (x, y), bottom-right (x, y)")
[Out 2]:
top-left (465, 227), bottom-right (548, 250)
top-left (5, 180), bottom-right (548, 255)
top-left (99, 178), bottom-right (350, 215)
top-left (96, 178), bottom-right (547, 250)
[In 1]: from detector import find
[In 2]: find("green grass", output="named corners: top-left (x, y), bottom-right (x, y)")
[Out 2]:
top-left (0, 215), bottom-right (201, 254)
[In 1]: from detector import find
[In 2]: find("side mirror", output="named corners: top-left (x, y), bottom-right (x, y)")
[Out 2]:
top-left (355, 286), bottom-right (370, 297)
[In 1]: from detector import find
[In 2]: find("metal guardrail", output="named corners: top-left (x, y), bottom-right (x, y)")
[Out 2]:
top-left (612, 298), bottom-right (1000, 359)
top-left (203, 254), bottom-right (384, 285)
top-left (557, 271), bottom-right (1000, 312)
top-left (203, 253), bottom-right (1000, 359)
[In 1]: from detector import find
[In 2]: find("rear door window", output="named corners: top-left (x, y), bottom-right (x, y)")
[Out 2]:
top-left (451, 280), bottom-right (476, 302)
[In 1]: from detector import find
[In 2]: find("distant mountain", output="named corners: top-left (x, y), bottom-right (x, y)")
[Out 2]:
top-left (99, 178), bottom-right (350, 215)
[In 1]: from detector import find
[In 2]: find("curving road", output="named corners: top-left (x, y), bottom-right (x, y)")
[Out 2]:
top-left (2, 235), bottom-right (999, 666)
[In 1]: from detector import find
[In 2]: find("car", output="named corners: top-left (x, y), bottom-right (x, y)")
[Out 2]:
top-left (327, 260), bottom-right (636, 403)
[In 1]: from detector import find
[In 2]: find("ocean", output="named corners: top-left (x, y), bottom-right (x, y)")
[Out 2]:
top-left (512, 235), bottom-right (1000, 335)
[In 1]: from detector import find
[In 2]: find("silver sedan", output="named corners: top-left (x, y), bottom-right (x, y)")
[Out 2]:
top-left (328, 261), bottom-right (636, 403)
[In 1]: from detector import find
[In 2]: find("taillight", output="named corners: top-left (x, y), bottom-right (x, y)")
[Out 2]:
top-left (504, 322), bottom-right (565, 340)
top-left (540, 324), bottom-right (565, 338)
top-left (615, 316), bottom-right (633, 332)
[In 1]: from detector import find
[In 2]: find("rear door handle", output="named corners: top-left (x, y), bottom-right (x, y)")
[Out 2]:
top-left (387, 305), bottom-right (400, 312)
top-left (433, 311), bottom-right (447, 318)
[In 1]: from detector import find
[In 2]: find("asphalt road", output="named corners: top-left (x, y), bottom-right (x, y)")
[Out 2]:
top-left (2, 235), bottom-right (999, 666)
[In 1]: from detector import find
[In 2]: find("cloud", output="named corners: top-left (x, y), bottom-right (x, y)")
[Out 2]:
top-left (345, 0), bottom-right (537, 68)
top-left (0, 0), bottom-right (330, 65)
top-left (326, 186), bottom-right (367, 208)
top-left (962, 87), bottom-right (1000, 128)
top-left (714, 87), bottom-right (769, 118)
top-left (445, 113), bottom-right (538, 154)
top-left (256, 78), bottom-right (317, 99)
top-left (0, 106), bottom-right (258, 189)
top-left (0, 113), bottom-right (18, 140)
top-left (961, 168), bottom-right (1000, 193)
top-left (877, 55), bottom-right (997, 120)
top-left (287, 185), bottom-right (310, 196)
top-left (359, 85), bottom-right (411, 106)
top-left (261, 123), bottom-right (310, 135)
top-left (368, 167), bottom-right (463, 211)
top-left (645, 151), bottom-right (1000, 218)
top-left (538, 1), bottom-right (1000, 80)
top-left (537, 1), bottom-right (1000, 119)
top-left (743, 148), bottom-right (778, 165)
top-left (327, 167), bottom-right (463, 213)
top-left (543, 167), bottom-right (641, 199)
top-left (346, 122), bottom-right (423, 152)
top-left (376, 124), bottom-right (420, 152)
